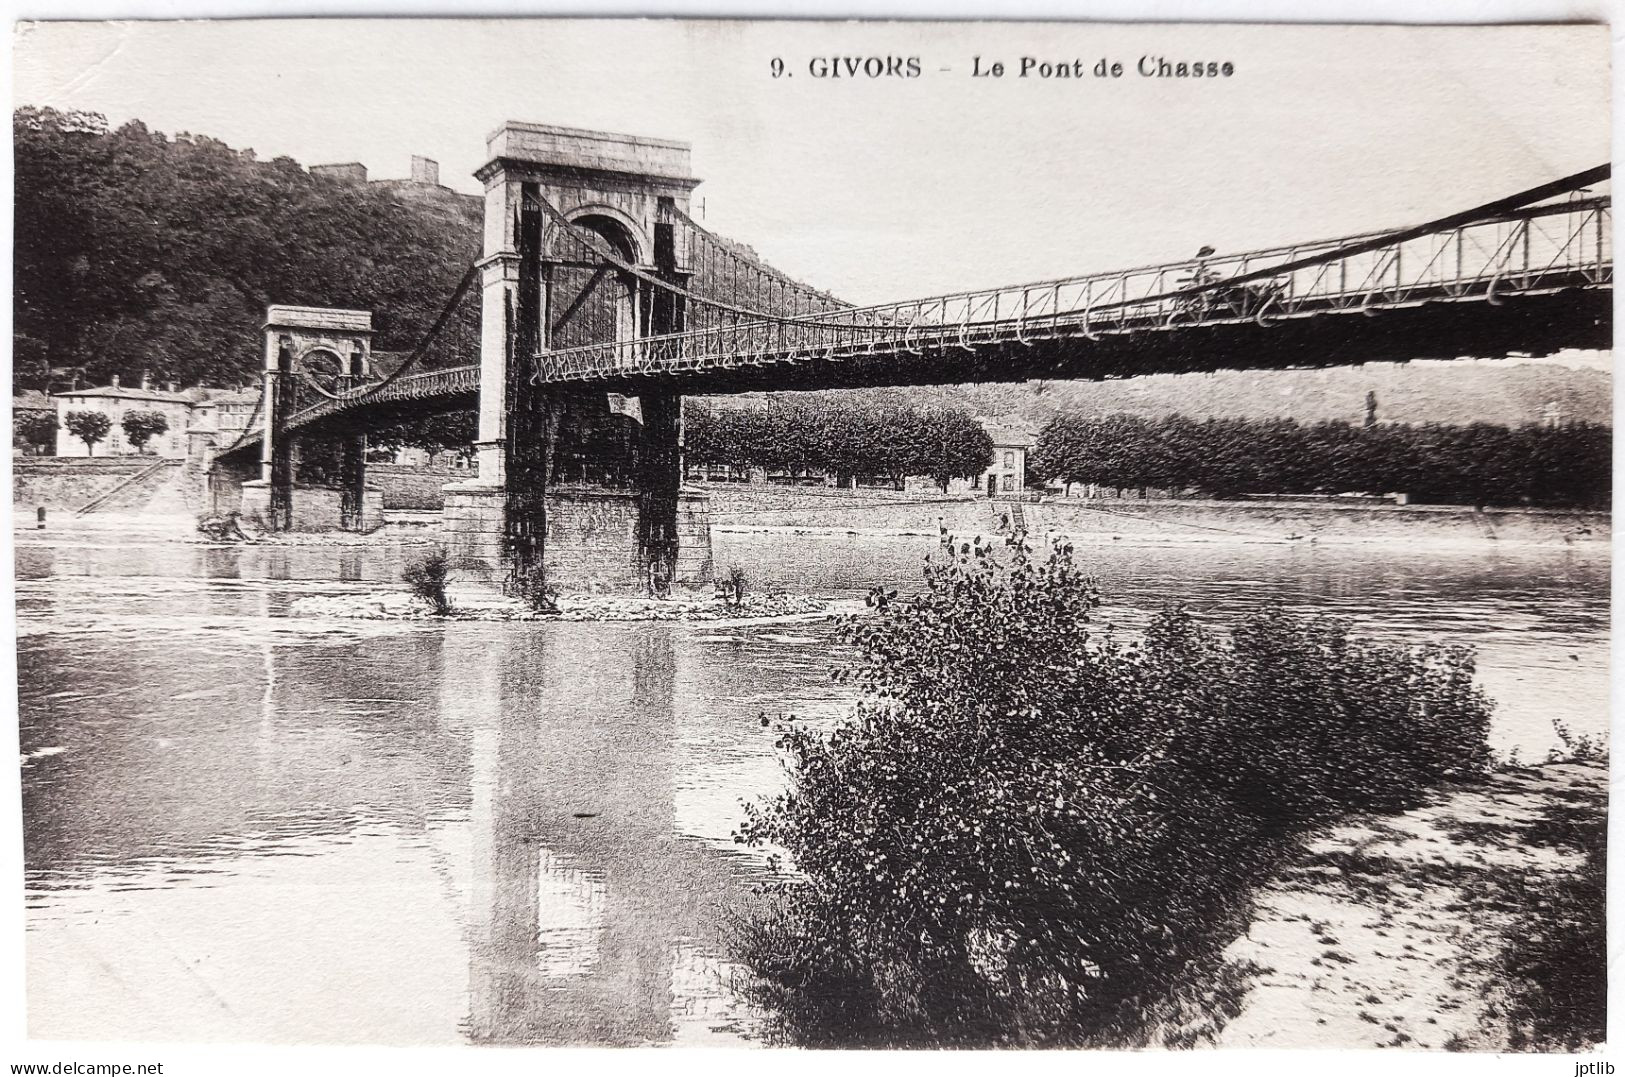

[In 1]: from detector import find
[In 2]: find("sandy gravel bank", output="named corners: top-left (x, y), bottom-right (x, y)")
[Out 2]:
top-left (1217, 760), bottom-right (1605, 1050)
top-left (291, 589), bottom-right (850, 623)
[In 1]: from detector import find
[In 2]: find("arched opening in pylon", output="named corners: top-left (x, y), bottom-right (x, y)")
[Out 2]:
top-left (552, 213), bottom-right (642, 353)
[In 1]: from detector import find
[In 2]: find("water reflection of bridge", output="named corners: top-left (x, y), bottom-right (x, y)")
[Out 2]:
top-left (21, 562), bottom-right (768, 1044)
top-left (451, 627), bottom-right (766, 1045)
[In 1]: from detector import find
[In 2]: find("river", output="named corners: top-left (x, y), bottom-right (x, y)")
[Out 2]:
top-left (15, 526), bottom-right (1609, 1045)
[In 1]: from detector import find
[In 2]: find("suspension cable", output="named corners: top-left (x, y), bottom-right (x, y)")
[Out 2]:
top-left (298, 263), bottom-right (482, 402)
top-left (527, 190), bottom-right (854, 329)
top-left (661, 201), bottom-right (849, 313)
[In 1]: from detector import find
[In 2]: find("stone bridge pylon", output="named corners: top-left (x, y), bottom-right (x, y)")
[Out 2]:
top-left (237, 305), bottom-right (384, 533)
top-left (442, 123), bottom-right (714, 596)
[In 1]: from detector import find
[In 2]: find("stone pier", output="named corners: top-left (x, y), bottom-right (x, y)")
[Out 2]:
top-left (443, 121), bottom-right (713, 596)
top-left (443, 483), bottom-right (712, 592)
top-left (240, 479), bottom-right (384, 533)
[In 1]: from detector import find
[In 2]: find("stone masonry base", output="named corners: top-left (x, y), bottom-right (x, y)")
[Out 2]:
top-left (442, 482), bottom-right (714, 594)
top-left (240, 480), bottom-right (385, 533)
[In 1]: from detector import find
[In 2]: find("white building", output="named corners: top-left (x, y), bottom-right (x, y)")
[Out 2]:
top-left (187, 385), bottom-right (262, 437)
top-left (53, 376), bottom-right (194, 458)
top-left (52, 377), bottom-right (263, 458)
top-left (929, 419), bottom-right (1037, 497)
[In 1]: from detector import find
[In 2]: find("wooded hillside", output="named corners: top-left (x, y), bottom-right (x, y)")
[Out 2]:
top-left (13, 107), bottom-right (480, 393)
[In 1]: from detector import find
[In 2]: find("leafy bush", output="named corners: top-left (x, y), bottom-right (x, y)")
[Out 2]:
top-left (723, 565), bottom-right (748, 609)
top-left (1548, 718), bottom-right (1607, 763)
top-left (511, 563), bottom-right (559, 614)
top-left (1499, 802), bottom-right (1606, 1051)
top-left (735, 534), bottom-right (1493, 1047)
top-left (401, 549), bottom-right (452, 615)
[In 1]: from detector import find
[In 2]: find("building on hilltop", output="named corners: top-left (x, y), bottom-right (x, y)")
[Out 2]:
top-left (309, 154), bottom-right (481, 211)
top-left (309, 162), bottom-right (369, 183)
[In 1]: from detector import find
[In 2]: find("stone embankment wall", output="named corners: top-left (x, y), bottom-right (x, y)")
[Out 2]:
top-left (402, 471), bottom-right (950, 514)
top-left (707, 484), bottom-right (1609, 545)
top-left (705, 482), bottom-right (957, 513)
top-left (706, 484), bottom-right (977, 534)
top-left (13, 458), bottom-right (187, 515)
top-left (1030, 498), bottom-right (1610, 544)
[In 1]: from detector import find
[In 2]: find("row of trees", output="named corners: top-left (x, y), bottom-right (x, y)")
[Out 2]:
top-left (15, 409), bottom-right (171, 456)
top-left (365, 410), bottom-right (477, 464)
top-left (15, 107), bottom-right (479, 393)
top-left (685, 394), bottom-right (995, 490)
top-left (1034, 414), bottom-right (1610, 509)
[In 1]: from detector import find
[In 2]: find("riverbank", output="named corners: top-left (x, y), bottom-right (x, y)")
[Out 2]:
top-left (1216, 758), bottom-right (1606, 1050)
top-left (290, 589), bottom-right (847, 623)
top-left (705, 487), bottom-right (1608, 547)
top-left (21, 489), bottom-right (1606, 550)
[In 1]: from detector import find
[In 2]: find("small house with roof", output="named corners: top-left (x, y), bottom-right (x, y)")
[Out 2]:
top-left (13, 390), bottom-right (52, 421)
top-left (187, 385), bottom-right (263, 437)
top-left (978, 420), bottom-right (1036, 497)
top-left (930, 418), bottom-right (1037, 497)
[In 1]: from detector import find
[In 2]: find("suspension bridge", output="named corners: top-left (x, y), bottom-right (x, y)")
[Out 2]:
top-left (210, 122), bottom-right (1611, 595)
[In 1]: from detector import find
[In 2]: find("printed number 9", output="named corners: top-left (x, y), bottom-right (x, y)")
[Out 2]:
top-left (770, 57), bottom-right (786, 78)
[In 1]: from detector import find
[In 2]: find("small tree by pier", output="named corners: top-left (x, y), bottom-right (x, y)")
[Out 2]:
top-left (401, 549), bottom-right (452, 615)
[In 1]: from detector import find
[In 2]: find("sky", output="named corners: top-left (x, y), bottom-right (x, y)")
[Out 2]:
top-left (12, 19), bottom-right (1612, 309)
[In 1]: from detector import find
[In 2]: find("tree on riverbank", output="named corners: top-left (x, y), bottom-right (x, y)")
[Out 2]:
top-left (735, 535), bottom-right (1494, 1047)
top-left (120, 409), bottom-right (169, 454)
top-left (13, 411), bottom-right (56, 454)
top-left (366, 409), bottom-right (477, 465)
top-left (63, 410), bottom-right (110, 456)
top-left (1033, 413), bottom-right (1610, 508)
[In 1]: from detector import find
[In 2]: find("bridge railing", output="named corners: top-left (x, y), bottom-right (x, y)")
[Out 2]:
top-left (533, 195), bottom-right (1609, 382)
top-left (233, 363), bottom-right (484, 442)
